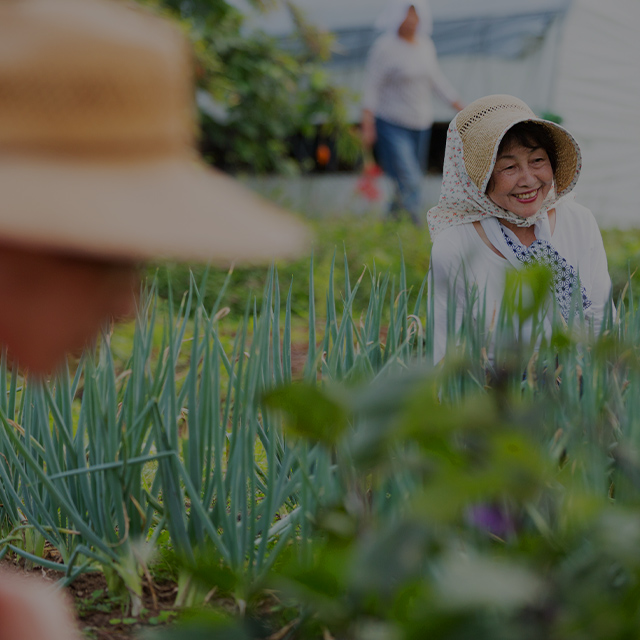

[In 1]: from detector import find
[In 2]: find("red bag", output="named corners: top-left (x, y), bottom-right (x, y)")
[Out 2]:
top-left (355, 162), bottom-right (383, 201)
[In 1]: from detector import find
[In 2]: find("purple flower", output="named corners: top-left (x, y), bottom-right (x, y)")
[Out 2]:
top-left (466, 503), bottom-right (517, 538)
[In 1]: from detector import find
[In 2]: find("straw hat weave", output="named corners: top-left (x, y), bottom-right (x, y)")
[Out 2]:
top-left (0, 0), bottom-right (309, 264)
top-left (457, 95), bottom-right (580, 194)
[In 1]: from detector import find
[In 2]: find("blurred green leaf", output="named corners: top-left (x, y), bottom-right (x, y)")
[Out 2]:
top-left (503, 264), bottom-right (554, 322)
top-left (263, 383), bottom-right (348, 445)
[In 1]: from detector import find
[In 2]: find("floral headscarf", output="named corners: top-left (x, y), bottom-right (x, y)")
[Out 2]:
top-left (427, 114), bottom-right (581, 241)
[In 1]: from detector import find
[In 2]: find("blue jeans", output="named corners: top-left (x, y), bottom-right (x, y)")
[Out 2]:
top-left (375, 117), bottom-right (431, 224)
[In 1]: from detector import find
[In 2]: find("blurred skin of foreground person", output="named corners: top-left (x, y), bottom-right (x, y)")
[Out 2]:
top-left (0, 0), bottom-right (309, 637)
top-left (427, 94), bottom-right (612, 365)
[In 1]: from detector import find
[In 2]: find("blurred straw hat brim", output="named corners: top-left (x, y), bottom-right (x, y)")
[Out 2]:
top-left (456, 94), bottom-right (581, 195)
top-left (0, 154), bottom-right (307, 263)
top-left (0, 0), bottom-right (309, 264)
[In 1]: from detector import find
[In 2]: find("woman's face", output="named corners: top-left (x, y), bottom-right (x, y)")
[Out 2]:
top-left (487, 143), bottom-right (554, 218)
top-left (398, 6), bottom-right (419, 39)
top-left (0, 244), bottom-right (138, 374)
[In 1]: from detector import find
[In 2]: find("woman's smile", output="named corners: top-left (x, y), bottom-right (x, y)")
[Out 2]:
top-left (512, 188), bottom-right (540, 203)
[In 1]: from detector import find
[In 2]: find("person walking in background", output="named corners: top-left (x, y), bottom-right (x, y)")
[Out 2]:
top-left (361, 0), bottom-right (464, 225)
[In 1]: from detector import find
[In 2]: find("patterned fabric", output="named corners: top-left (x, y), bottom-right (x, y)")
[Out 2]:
top-left (500, 225), bottom-right (592, 321)
top-left (426, 121), bottom-right (581, 240)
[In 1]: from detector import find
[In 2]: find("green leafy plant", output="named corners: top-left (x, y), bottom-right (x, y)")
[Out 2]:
top-left (138, 0), bottom-right (361, 174)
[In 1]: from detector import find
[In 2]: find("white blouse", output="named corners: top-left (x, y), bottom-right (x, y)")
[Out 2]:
top-left (428, 199), bottom-right (613, 364)
top-left (362, 33), bottom-right (459, 130)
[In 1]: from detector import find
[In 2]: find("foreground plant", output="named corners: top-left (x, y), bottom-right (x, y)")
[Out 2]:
top-left (151, 268), bottom-right (640, 639)
top-left (3, 250), bottom-right (640, 639)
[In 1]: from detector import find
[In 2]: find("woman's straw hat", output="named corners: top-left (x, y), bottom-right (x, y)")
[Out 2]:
top-left (456, 94), bottom-right (581, 195)
top-left (0, 0), bottom-right (309, 264)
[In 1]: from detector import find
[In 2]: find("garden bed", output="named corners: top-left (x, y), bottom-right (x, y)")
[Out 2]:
top-left (2, 216), bottom-right (640, 639)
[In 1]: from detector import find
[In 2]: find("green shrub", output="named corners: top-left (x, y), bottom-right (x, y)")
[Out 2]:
top-left (137, 0), bottom-right (361, 174)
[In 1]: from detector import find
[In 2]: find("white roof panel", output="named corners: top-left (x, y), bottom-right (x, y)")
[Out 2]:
top-left (230, 0), bottom-right (571, 35)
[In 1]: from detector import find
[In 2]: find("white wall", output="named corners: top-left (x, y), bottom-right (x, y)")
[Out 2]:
top-left (554, 0), bottom-right (640, 228)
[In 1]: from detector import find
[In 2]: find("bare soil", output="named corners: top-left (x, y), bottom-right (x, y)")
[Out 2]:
top-left (69, 570), bottom-right (178, 639)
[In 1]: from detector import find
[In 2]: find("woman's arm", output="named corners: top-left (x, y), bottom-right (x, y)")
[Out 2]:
top-left (429, 233), bottom-right (466, 364)
top-left (361, 38), bottom-right (388, 148)
top-left (361, 108), bottom-right (377, 149)
top-left (423, 38), bottom-right (463, 111)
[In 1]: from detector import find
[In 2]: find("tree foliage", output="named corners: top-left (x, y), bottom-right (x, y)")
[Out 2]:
top-left (137, 0), bottom-right (361, 174)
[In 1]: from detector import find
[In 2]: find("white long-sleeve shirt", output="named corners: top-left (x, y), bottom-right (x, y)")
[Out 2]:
top-left (428, 200), bottom-right (613, 364)
top-left (362, 33), bottom-right (459, 130)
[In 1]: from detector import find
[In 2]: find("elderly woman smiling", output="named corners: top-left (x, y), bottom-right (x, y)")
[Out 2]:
top-left (427, 94), bottom-right (612, 364)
